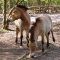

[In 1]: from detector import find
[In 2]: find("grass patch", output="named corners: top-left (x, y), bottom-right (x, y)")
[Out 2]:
top-left (0, 28), bottom-right (8, 33)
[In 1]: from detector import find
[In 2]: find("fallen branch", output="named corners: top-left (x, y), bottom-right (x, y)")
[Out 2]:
top-left (18, 51), bottom-right (29, 60)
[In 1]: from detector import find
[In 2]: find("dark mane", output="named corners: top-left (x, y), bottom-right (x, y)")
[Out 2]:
top-left (31, 17), bottom-right (40, 27)
top-left (16, 4), bottom-right (28, 11)
top-left (36, 17), bottom-right (41, 23)
top-left (29, 17), bottom-right (40, 33)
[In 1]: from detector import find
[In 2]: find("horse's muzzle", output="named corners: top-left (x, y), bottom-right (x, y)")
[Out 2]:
top-left (7, 15), bottom-right (13, 21)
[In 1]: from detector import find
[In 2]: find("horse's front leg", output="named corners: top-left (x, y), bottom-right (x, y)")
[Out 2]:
top-left (15, 28), bottom-right (19, 44)
top-left (26, 35), bottom-right (29, 47)
top-left (26, 31), bottom-right (29, 47)
top-left (20, 29), bottom-right (23, 46)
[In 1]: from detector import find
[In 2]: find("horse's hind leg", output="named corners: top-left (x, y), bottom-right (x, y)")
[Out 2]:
top-left (41, 34), bottom-right (44, 52)
top-left (15, 28), bottom-right (19, 44)
top-left (46, 32), bottom-right (50, 48)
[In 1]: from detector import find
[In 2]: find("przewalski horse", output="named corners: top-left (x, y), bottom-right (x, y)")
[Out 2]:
top-left (8, 4), bottom-right (31, 47)
top-left (28, 15), bottom-right (55, 57)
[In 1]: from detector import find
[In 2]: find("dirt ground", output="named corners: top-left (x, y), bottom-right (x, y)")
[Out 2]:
top-left (0, 22), bottom-right (60, 60)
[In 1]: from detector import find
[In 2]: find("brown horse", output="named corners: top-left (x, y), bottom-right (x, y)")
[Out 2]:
top-left (8, 5), bottom-right (31, 47)
top-left (28, 15), bottom-right (55, 58)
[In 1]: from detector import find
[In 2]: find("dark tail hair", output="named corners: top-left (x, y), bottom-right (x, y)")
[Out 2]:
top-left (51, 30), bottom-right (55, 42)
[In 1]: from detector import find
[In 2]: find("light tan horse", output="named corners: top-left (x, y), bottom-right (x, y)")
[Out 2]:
top-left (8, 4), bottom-right (31, 47)
top-left (28, 15), bottom-right (55, 58)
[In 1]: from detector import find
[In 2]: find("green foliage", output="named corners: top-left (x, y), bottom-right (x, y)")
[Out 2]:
top-left (0, 28), bottom-right (8, 33)
top-left (0, 0), bottom-right (60, 13)
top-left (0, 0), bottom-right (3, 13)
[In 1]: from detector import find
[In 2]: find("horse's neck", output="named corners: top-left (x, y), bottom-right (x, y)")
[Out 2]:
top-left (21, 11), bottom-right (30, 23)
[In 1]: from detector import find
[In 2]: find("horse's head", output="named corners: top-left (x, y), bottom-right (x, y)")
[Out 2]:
top-left (8, 7), bottom-right (21, 21)
top-left (8, 4), bottom-right (28, 21)
top-left (28, 23), bottom-right (37, 55)
top-left (28, 30), bottom-right (37, 58)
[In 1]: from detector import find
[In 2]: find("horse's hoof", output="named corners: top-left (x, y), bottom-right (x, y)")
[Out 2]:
top-left (42, 49), bottom-right (44, 52)
top-left (19, 46), bottom-right (23, 49)
top-left (47, 46), bottom-right (50, 49)
top-left (47, 44), bottom-right (49, 48)
top-left (15, 42), bottom-right (18, 45)
top-left (15, 40), bottom-right (18, 44)
top-left (26, 54), bottom-right (31, 58)
top-left (47, 43), bottom-right (51, 48)
top-left (26, 54), bottom-right (34, 58)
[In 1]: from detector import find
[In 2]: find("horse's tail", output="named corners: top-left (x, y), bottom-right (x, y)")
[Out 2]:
top-left (49, 16), bottom-right (55, 42)
top-left (51, 29), bottom-right (55, 42)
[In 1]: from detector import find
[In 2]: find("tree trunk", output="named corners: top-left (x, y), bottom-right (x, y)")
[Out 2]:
top-left (3, 0), bottom-right (7, 29)
top-left (16, 0), bottom-right (20, 4)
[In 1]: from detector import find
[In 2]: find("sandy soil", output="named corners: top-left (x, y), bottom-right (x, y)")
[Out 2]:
top-left (0, 22), bottom-right (60, 60)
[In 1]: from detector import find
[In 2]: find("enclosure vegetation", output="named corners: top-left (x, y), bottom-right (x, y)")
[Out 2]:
top-left (0, 0), bottom-right (60, 29)
top-left (0, 0), bottom-right (60, 13)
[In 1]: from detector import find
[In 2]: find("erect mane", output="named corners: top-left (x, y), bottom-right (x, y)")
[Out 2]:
top-left (29, 17), bottom-right (40, 33)
top-left (29, 17), bottom-right (41, 42)
top-left (16, 4), bottom-right (28, 11)
top-left (29, 18), bottom-right (40, 43)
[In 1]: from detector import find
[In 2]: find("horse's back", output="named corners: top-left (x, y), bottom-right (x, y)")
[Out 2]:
top-left (37, 15), bottom-right (52, 33)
